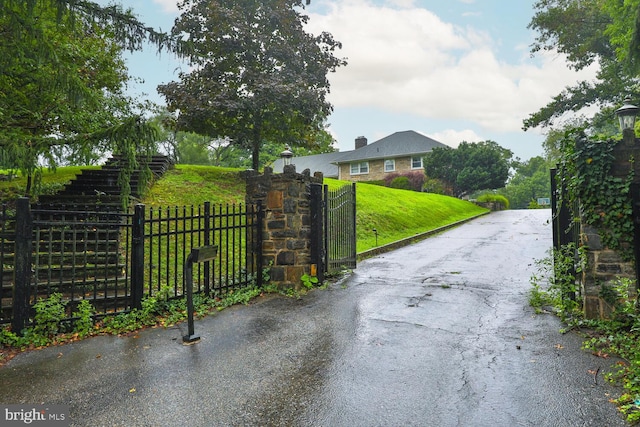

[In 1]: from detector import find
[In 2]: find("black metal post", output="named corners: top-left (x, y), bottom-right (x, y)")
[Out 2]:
top-left (550, 168), bottom-right (559, 251)
top-left (12, 197), bottom-right (32, 334)
top-left (184, 250), bottom-right (198, 343)
top-left (255, 201), bottom-right (264, 288)
top-left (183, 245), bottom-right (217, 343)
top-left (350, 182), bottom-right (357, 267)
top-left (323, 185), bottom-right (329, 274)
top-left (131, 204), bottom-right (145, 310)
top-left (310, 183), bottom-right (324, 284)
top-left (204, 201), bottom-right (211, 296)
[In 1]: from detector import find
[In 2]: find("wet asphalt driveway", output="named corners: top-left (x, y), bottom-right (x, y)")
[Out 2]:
top-left (0, 210), bottom-right (628, 426)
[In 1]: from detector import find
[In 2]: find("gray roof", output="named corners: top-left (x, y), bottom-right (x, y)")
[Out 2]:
top-left (270, 130), bottom-right (447, 176)
top-left (271, 151), bottom-right (343, 178)
top-left (333, 130), bottom-right (447, 164)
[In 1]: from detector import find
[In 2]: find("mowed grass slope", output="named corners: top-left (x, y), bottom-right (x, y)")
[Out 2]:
top-left (324, 179), bottom-right (488, 252)
top-left (143, 165), bottom-right (246, 207)
top-left (0, 166), bottom-right (488, 253)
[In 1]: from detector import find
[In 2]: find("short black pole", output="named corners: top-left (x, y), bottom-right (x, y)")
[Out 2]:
top-left (183, 250), bottom-right (199, 343)
top-left (182, 245), bottom-right (217, 343)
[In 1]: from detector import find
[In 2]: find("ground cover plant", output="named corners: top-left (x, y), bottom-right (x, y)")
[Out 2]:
top-left (530, 245), bottom-right (640, 423)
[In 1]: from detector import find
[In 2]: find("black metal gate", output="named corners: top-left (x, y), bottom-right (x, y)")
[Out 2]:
top-left (550, 168), bottom-right (579, 251)
top-left (550, 167), bottom-right (581, 302)
top-left (324, 183), bottom-right (357, 273)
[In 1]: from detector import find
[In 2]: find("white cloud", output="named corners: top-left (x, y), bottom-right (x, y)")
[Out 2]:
top-left (307, 1), bottom-right (598, 135)
top-left (152, 0), bottom-right (179, 13)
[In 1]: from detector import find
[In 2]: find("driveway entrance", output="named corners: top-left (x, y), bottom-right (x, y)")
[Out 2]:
top-left (0, 210), bottom-right (626, 426)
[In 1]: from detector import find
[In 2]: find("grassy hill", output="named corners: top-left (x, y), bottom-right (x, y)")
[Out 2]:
top-left (324, 179), bottom-right (487, 252)
top-left (0, 165), bottom-right (488, 253)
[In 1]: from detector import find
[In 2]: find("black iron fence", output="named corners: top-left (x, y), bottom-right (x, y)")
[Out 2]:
top-left (1, 198), bottom-right (263, 331)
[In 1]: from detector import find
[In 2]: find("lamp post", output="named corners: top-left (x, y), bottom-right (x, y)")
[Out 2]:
top-left (615, 96), bottom-right (639, 144)
top-left (281, 145), bottom-right (293, 168)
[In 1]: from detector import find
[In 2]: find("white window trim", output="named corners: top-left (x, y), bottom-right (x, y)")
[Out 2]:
top-left (411, 156), bottom-right (423, 170)
top-left (350, 161), bottom-right (369, 175)
top-left (384, 159), bottom-right (396, 172)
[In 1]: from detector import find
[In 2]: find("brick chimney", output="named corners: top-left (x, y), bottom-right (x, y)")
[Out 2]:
top-left (355, 136), bottom-right (367, 149)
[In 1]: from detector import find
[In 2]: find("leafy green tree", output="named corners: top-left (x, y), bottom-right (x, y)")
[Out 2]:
top-left (290, 127), bottom-right (337, 157)
top-left (525, 0), bottom-right (640, 132)
top-left (424, 141), bottom-right (513, 197)
top-left (148, 110), bottom-right (179, 163)
top-left (0, 0), bottom-right (180, 54)
top-left (422, 147), bottom-right (458, 194)
top-left (174, 134), bottom-right (214, 165)
top-left (602, 0), bottom-right (640, 72)
top-left (499, 156), bottom-right (552, 209)
top-left (0, 2), bottom-right (157, 195)
top-left (0, 0), bottom-right (185, 198)
top-left (529, 0), bottom-right (612, 71)
top-left (158, 0), bottom-right (346, 171)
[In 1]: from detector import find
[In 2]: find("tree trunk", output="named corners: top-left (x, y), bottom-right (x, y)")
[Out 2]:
top-left (25, 174), bottom-right (32, 196)
top-left (251, 125), bottom-right (262, 171)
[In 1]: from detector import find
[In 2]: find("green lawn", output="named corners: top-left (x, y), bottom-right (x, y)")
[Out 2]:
top-left (325, 179), bottom-right (488, 252)
top-left (0, 166), bottom-right (488, 253)
top-left (0, 166), bottom-right (101, 201)
top-left (143, 165), bottom-right (246, 207)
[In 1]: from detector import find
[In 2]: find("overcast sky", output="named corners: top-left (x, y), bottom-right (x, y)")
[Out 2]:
top-left (113, 0), bottom-right (600, 160)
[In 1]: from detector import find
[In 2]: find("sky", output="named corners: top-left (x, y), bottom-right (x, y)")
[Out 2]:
top-left (106, 0), bottom-right (600, 161)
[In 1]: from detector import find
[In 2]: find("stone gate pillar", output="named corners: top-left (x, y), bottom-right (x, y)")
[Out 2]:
top-left (581, 134), bottom-right (640, 318)
top-left (244, 165), bottom-right (323, 289)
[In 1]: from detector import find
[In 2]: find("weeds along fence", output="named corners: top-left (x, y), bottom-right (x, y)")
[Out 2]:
top-left (1, 198), bottom-right (264, 331)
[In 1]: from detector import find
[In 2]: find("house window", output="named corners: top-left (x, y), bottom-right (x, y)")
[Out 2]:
top-left (411, 156), bottom-right (423, 169)
top-left (350, 162), bottom-right (369, 175)
top-left (384, 159), bottom-right (395, 172)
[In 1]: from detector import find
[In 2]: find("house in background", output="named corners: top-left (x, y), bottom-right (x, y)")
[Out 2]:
top-left (271, 150), bottom-right (344, 178)
top-left (271, 130), bottom-right (448, 182)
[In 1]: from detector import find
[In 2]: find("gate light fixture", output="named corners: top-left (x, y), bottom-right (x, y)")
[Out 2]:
top-left (615, 96), bottom-right (639, 132)
top-left (281, 145), bottom-right (293, 166)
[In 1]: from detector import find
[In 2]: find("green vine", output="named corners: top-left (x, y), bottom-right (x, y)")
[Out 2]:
top-left (558, 130), bottom-right (635, 260)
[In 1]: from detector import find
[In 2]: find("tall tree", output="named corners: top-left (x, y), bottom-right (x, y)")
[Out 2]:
top-left (499, 156), bottom-right (552, 209)
top-left (602, 0), bottom-right (640, 73)
top-left (158, 0), bottom-right (346, 171)
top-left (0, 2), bottom-right (158, 195)
top-left (423, 141), bottom-right (513, 197)
top-left (525, 0), bottom-right (640, 132)
top-left (0, 0), bottom-right (185, 198)
top-left (0, 0), bottom-right (181, 55)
